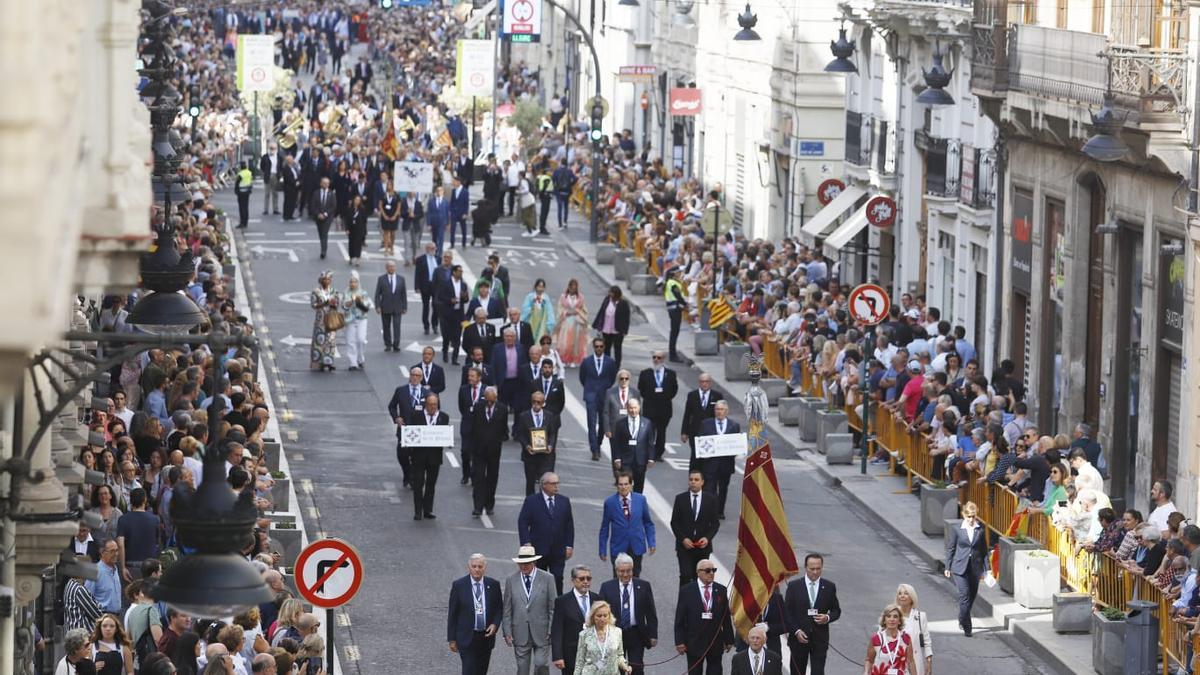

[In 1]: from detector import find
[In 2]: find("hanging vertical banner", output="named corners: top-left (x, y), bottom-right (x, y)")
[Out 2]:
top-left (236, 35), bottom-right (276, 92)
top-left (501, 0), bottom-right (543, 43)
top-left (1011, 189), bottom-right (1033, 295)
top-left (456, 39), bottom-right (495, 97)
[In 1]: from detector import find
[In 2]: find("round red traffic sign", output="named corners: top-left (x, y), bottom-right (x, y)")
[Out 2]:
top-left (817, 179), bottom-right (845, 206)
top-left (847, 283), bottom-right (891, 326)
top-left (865, 195), bottom-right (896, 228)
top-left (294, 539), bottom-right (364, 609)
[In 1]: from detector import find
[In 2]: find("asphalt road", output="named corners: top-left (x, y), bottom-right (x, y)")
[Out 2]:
top-left (221, 188), bottom-right (1053, 674)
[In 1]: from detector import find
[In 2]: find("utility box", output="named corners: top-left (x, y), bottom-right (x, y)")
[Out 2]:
top-left (1123, 600), bottom-right (1158, 675)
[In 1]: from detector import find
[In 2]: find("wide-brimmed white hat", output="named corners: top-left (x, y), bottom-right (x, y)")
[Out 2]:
top-left (511, 545), bottom-right (542, 563)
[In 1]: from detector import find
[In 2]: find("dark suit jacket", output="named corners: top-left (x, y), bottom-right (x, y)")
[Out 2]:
top-left (517, 490), bottom-right (574, 558)
top-left (579, 355), bottom-right (618, 406)
top-left (637, 367), bottom-right (679, 419)
top-left (783, 577), bottom-right (841, 645)
top-left (731, 648), bottom-right (783, 675)
top-left (387, 384), bottom-right (429, 438)
top-left (467, 294), bottom-right (507, 321)
top-left (309, 188), bottom-right (337, 223)
top-left (670, 490), bottom-right (720, 553)
top-left (65, 538), bottom-right (100, 563)
top-left (681, 389), bottom-right (724, 438)
top-left (400, 197), bottom-right (424, 231)
top-left (427, 196), bottom-right (451, 229)
top-left (599, 577), bottom-right (659, 643)
top-left (458, 383), bottom-right (486, 436)
top-left (373, 273), bottom-right (408, 314)
top-left (460, 359), bottom-right (493, 387)
top-left (461, 322), bottom-right (496, 360)
top-left (403, 409), bottom-right (450, 466)
top-left (447, 575), bottom-right (502, 650)
top-left (612, 416), bottom-right (654, 469)
top-left (414, 253), bottom-right (438, 294)
top-left (450, 185), bottom-right (471, 219)
top-left (674, 581), bottom-right (735, 652)
top-left (516, 409), bottom-right (560, 459)
top-left (945, 521), bottom-right (989, 577)
top-left (501, 320), bottom-right (534, 349)
top-left (470, 401), bottom-right (509, 455)
top-left (530, 376), bottom-right (565, 416)
top-left (413, 362), bottom-right (446, 394)
top-left (550, 591), bottom-right (601, 662)
top-left (488, 265), bottom-right (511, 299)
top-left (489, 342), bottom-right (530, 385)
top-left (591, 296), bottom-right (631, 335)
top-left (698, 418), bottom-right (742, 475)
top-left (434, 276), bottom-right (469, 322)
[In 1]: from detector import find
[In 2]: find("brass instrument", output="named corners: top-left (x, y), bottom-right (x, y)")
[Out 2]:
top-left (321, 105), bottom-right (345, 140)
top-left (275, 115), bottom-right (305, 149)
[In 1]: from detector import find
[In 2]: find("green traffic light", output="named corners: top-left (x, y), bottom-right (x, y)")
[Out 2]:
top-left (381, 0), bottom-right (393, 7)
top-left (189, 105), bottom-right (201, 117)
top-left (590, 129), bottom-right (602, 142)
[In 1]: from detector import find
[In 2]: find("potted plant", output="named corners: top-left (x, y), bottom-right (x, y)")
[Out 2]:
top-left (1013, 549), bottom-right (1058, 609)
top-left (920, 481), bottom-right (961, 536)
top-left (270, 470), bottom-right (287, 480)
top-left (998, 534), bottom-right (1041, 594)
top-left (1091, 606), bottom-right (1126, 675)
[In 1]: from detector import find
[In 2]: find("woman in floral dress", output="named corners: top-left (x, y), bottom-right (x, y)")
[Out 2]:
top-left (520, 278), bottom-right (557, 342)
top-left (552, 278), bottom-right (589, 366)
top-left (863, 604), bottom-right (917, 675)
top-left (310, 271), bottom-right (341, 371)
top-left (574, 601), bottom-right (631, 675)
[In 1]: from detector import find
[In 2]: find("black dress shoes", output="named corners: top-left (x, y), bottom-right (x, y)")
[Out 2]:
top-left (413, 513), bottom-right (423, 521)
top-left (460, 477), bottom-right (469, 485)
top-left (472, 510), bottom-right (482, 517)
top-left (424, 512), bottom-right (436, 519)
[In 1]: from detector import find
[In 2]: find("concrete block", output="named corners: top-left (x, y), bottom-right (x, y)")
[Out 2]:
top-left (999, 536), bottom-right (1041, 595)
top-left (1014, 550), bottom-right (1058, 609)
top-left (612, 251), bottom-right (637, 281)
top-left (693, 330), bottom-right (719, 356)
top-left (760, 379), bottom-right (788, 405)
top-left (919, 485), bottom-right (960, 536)
top-left (270, 523), bottom-right (304, 567)
top-left (1092, 611), bottom-right (1125, 675)
top-left (270, 477), bottom-right (291, 513)
top-left (798, 397), bottom-right (825, 442)
top-left (1052, 592), bottom-right (1092, 633)
top-left (262, 441), bottom-right (281, 473)
top-left (824, 432), bottom-right (854, 464)
top-left (629, 274), bottom-right (657, 295)
top-left (596, 243), bottom-right (617, 264)
top-left (777, 397), bottom-right (802, 426)
top-left (723, 343), bottom-right (751, 381)
top-left (815, 409), bottom-right (847, 454)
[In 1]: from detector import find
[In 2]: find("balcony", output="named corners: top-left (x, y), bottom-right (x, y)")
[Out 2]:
top-left (921, 136), bottom-right (960, 199)
top-left (959, 146), bottom-right (997, 210)
top-left (845, 111), bottom-right (871, 166)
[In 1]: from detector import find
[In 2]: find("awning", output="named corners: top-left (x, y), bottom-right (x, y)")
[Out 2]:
top-left (800, 185), bottom-right (866, 245)
top-left (822, 202), bottom-right (871, 259)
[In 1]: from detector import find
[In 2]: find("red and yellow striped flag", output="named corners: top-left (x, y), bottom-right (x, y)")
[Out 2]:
top-left (707, 296), bottom-right (734, 329)
top-left (729, 421), bottom-right (799, 639)
top-left (381, 123), bottom-right (400, 161)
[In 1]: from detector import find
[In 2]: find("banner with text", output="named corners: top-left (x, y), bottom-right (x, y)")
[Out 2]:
top-left (236, 35), bottom-right (276, 92)
top-left (456, 39), bottom-right (495, 97)
top-left (401, 425), bottom-right (455, 447)
top-left (695, 433), bottom-right (748, 459)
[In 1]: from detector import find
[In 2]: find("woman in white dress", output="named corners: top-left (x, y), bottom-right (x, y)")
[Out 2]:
top-left (895, 584), bottom-right (933, 675)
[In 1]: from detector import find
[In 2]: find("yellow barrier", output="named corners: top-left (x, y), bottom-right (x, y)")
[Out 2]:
top-left (763, 337), bottom-right (788, 381)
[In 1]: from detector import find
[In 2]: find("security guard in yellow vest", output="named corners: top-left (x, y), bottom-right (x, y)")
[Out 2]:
top-left (536, 168), bottom-right (554, 235)
top-left (234, 161), bottom-right (254, 229)
top-left (664, 267), bottom-right (688, 362)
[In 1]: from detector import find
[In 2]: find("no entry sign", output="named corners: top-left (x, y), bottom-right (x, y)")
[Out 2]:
top-left (847, 284), bottom-right (891, 326)
top-left (295, 539), bottom-right (364, 609)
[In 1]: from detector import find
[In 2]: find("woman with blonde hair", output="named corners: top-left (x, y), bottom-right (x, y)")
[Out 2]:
top-left (863, 604), bottom-right (917, 675)
top-left (895, 584), bottom-right (932, 675)
top-left (574, 600), bottom-right (631, 675)
top-left (270, 598), bottom-right (304, 646)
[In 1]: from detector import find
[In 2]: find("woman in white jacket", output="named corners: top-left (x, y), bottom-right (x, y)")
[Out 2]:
top-left (895, 584), bottom-right (933, 675)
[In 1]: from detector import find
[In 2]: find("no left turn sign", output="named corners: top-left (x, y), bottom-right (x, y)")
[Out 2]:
top-left (295, 539), bottom-right (364, 609)
top-left (847, 283), bottom-right (891, 326)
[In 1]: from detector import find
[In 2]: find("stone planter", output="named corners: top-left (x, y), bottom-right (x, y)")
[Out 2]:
top-left (628, 274), bottom-right (657, 295)
top-left (1013, 550), bottom-right (1058, 609)
top-left (998, 536), bottom-right (1041, 595)
top-left (798, 397), bottom-right (825, 443)
top-left (612, 251), bottom-right (637, 281)
top-left (1091, 611), bottom-right (1126, 675)
top-left (814, 409), bottom-right (847, 455)
top-left (824, 433), bottom-right (854, 465)
top-left (270, 477), bottom-right (291, 513)
top-left (262, 441), bottom-right (282, 473)
top-left (270, 524), bottom-right (304, 567)
top-left (693, 330), bottom-right (719, 356)
top-left (777, 397), bottom-right (802, 426)
top-left (1052, 592), bottom-right (1092, 633)
top-left (596, 243), bottom-right (617, 264)
top-left (760, 379), bottom-right (788, 405)
top-left (266, 511), bottom-right (296, 527)
top-left (723, 343), bottom-right (751, 381)
top-left (919, 484), bottom-right (961, 536)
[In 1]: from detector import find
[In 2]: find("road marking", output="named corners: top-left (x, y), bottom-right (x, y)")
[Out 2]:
top-left (496, 243), bottom-right (559, 252)
top-left (244, 232), bottom-right (265, 237)
top-left (284, 232), bottom-right (308, 236)
top-left (382, 481), bottom-right (402, 505)
top-left (308, 506), bottom-right (320, 520)
top-left (281, 335), bottom-right (311, 348)
top-left (281, 410), bottom-right (295, 422)
top-left (290, 453), bottom-right (305, 461)
top-left (336, 612), bottom-right (352, 627)
top-left (286, 430), bottom-right (299, 441)
top-left (250, 245), bottom-right (300, 262)
top-left (299, 479), bottom-right (313, 494)
top-left (480, 513), bottom-right (495, 529)
top-left (665, 442), bottom-right (679, 455)
top-left (661, 457), bottom-right (691, 471)
top-left (445, 452), bottom-right (460, 468)
top-left (344, 645), bottom-right (360, 662)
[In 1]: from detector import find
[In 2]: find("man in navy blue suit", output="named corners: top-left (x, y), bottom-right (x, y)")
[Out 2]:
top-left (427, 184), bottom-right (451, 256)
top-left (674, 558), bottom-right (734, 674)
top-left (387, 366), bottom-right (430, 488)
top-left (414, 242), bottom-right (439, 334)
top-left (517, 471), bottom-right (574, 595)
top-left (449, 176), bottom-right (471, 249)
top-left (697, 401), bottom-right (741, 519)
top-left (413, 346), bottom-right (447, 395)
top-left (599, 554), bottom-right (659, 675)
top-left (447, 553), bottom-right (502, 674)
top-left (579, 338), bottom-right (618, 461)
top-left (599, 472), bottom-right (656, 577)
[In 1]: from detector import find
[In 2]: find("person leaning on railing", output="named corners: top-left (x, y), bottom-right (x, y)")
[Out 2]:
top-left (1110, 509), bottom-right (1146, 560)
top-left (1120, 524), bottom-right (1168, 576)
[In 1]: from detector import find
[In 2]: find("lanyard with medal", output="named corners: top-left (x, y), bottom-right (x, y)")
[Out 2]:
top-left (877, 631), bottom-right (901, 675)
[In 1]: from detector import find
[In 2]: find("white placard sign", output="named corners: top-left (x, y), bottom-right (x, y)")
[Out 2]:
top-left (393, 161), bottom-right (435, 194)
top-left (502, 0), bottom-right (543, 39)
top-left (694, 432), bottom-right (748, 459)
top-left (401, 425), bottom-right (455, 447)
top-left (456, 39), bottom-right (495, 97)
top-left (236, 35), bottom-right (276, 92)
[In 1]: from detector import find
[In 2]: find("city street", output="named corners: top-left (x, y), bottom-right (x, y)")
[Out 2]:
top-left (222, 190), bottom-right (1054, 674)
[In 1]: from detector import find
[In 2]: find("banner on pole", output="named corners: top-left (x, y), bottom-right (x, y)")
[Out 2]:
top-left (456, 39), bottom-right (495, 97)
top-left (236, 35), bottom-right (276, 92)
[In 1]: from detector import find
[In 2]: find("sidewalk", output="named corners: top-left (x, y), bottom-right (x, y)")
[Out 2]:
top-left (554, 225), bottom-right (1092, 675)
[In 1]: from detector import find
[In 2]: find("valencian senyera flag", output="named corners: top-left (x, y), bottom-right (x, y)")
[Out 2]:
top-left (707, 296), bottom-right (734, 329)
top-left (729, 369), bottom-right (800, 639)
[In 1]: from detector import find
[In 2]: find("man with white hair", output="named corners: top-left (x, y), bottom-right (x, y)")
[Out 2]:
top-left (731, 623), bottom-right (783, 675)
top-left (447, 553), bottom-right (502, 673)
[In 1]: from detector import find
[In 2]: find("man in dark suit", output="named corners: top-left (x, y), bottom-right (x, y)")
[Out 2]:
top-left (436, 265), bottom-right (470, 364)
top-left (697, 401), bottom-right (740, 519)
top-left (466, 279), bottom-right (506, 320)
top-left (944, 501), bottom-right (988, 636)
top-left (604, 370), bottom-right (641, 441)
top-left (516, 391), bottom-right (560, 496)
top-left (612, 399), bottom-right (655, 493)
top-left (551, 565), bottom-right (602, 675)
top-left (485, 253), bottom-right (511, 299)
top-left (502, 307), bottom-right (534, 350)
top-left (447, 553), bottom-right (502, 675)
top-left (599, 472), bottom-right (656, 577)
top-left (388, 367), bottom-right (430, 487)
top-left (681, 373), bottom-right (723, 469)
top-left (455, 150), bottom-right (475, 186)
top-left (530, 359), bottom-right (565, 417)
top-left (449, 176), bottom-right (471, 249)
top-left (457, 368), bottom-right (485, 487)
top-left (280, 155), bottom-right (301, 220)
top-left (731, 624), bottom-right (783, 675)
top-left (637, 351), bottom-right (679, 461)
top-left (600, 554), bottom-right (659, 675)
top-left (352, 56), bottom-right (373, 89)
top-left (373, 260), bottom-right (408, 352)
top-left (413, 346), bottom-right (447, 395)
top-left (470, 387), bottom-right (508, 516)
top-left (66, 523), bottom-right (100, 563)
top-left (674, 559), bottom-right (735, 674)
top-left (401, 194), bottom-right (425, 261)
top-left (309, 176), bottom-right (337, 259)
top-left (580, 338), bottom-right (618, 461)
top-left (413, 243), bottom-right (439, 334)
top-left (461, 309), bottom-right (496, 362)
top-left (516, 470), bottom-right (573, 595)
top-left (784, 553), bottom-right (841, 675)
top-left (514, 348), bottom-right (544, 431)
top-left (461, 346), bottom-right (493, 387)
top-left (427, 185), bottom-right (451, 256)
top-left (259, 144), bottom-right (280, 215)
top-left (670, 471), bottom-right (720, 586)
top-left (489, 328), bottom-right (529, 415)
top-left (405, 394), bottom-right (450, 520)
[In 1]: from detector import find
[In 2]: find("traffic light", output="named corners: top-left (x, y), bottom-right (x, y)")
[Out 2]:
top-left (380, 0), bottom-right (394, 7)
top-left (590, 101), bottom-right (604, 144)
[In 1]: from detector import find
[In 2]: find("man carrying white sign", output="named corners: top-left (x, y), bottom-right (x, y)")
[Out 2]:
top-left (405, 394), bottom-right (452, 521)
top-left (694, 401), bottom-right (743, 519)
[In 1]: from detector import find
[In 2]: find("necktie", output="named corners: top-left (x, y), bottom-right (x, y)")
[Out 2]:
top-left (621, 584), bottom-right (632, 626)
top-left (479, 325), bottom-right (485, 338)
top-left (411, 386), bottom-right (419, 406)
top-left (692, 493), bottom-right (699, 521)
top-left (718, 420), bottom-right (725, 434)
top-left (809, 581), bottom-right (818, 606)
top-left (486, 406), bottom-right (493, 421)
top-left (543, 379), bottom-right (551, 396)
top-left (622, 496), bottom-right (630, 521)
top-left (472, 385), bottom-right (478, 403)
top-left (523, 574), bottom-right (532, 595)
top-left (701, 391), bottom-right (708, 408)
top-left (534, 413), bottom-right (542, 428)
top-left (547, 496), bottom-right (555, 512)
top-left (473, 582), bottom-right (485, 631)
top-left (389, 275), bottom-right (395, 292)
top-left (753, 652), bottom-right (760, 675)
top-left (595, 357), bottom-right (602, 374)
top-left (703, 584), bottom-right (712, 610)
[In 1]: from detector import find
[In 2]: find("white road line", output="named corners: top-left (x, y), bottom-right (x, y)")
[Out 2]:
top-left (284, 232), bottom-right (307, 236)
top-left (665, 442), bottom-right (679, 455)
top-left (489, 243), bottom-right (558, 252)
top-left (480, 513), bottom-right (495, 529)
top-left (445, 452), bottom-right (460, 468)
top-left (244, 232), bottom-right (265, 237)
